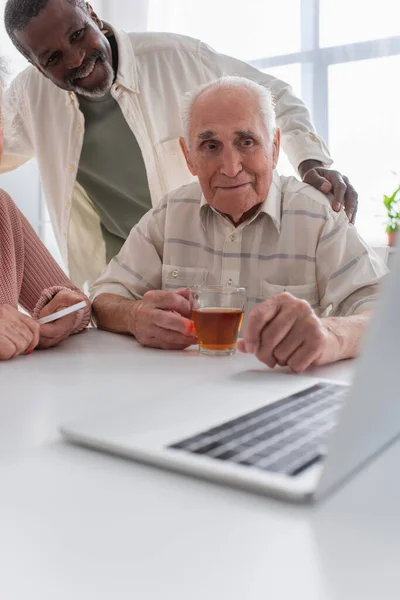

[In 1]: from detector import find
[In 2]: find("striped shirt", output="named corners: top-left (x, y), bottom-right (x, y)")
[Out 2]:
top-left (90, 172), bottom-right (388, 320)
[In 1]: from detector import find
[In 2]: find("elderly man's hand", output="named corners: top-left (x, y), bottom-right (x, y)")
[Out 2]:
top-left (38, 289), bottom-right (89, 349)
top-left (237, 292), bottom-right (342, 372)
top-left (130, 288), bottom-right (198, 350)
top-left (0, 304), bottom-right (40, 360)
top-left (298, 159), bottom-right (358, 224)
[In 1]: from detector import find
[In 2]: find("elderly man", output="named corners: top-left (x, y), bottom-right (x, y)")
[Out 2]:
top-left (2, 0), bottom-right (358, 289)
top-left (90, 76), bottom-right (387, 372)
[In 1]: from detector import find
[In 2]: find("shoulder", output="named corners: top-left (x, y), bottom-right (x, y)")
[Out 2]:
top-left (280, 175), bottom-right (336, 220)
top-left (151, 181), bottom-right (202, 215)
top-left (126, 31), bottom-right (201, 57)
top-left (0, 188), bottom-right (16, 212)
top-left (5, 65), bottom-right (66, 108)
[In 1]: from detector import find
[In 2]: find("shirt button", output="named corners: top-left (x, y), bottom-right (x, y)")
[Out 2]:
top-left (172, 269), bottom-right (179, 278)
top-left (230, 233), bottom-right (236, 242)
top-left (77, 124), bottom-right (83, 133)
top-left (68, 165), bottom-right (75, 173)
top-left (130, 83), bottom-right (136, 91)
top-left (65, 200), bottom-right (71, 209)
top-left (63, 232), bottom-right (67, 239)
top-left (227, 279), bottom-right (233, 286)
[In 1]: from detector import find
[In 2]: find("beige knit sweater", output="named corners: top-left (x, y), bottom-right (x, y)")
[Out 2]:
top-left (0, 188), bottom-right (90, 331)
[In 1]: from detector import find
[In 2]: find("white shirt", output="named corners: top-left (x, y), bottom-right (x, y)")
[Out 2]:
top-left (1, 26), bottom-right (332, 290)
top-left (91, 172), bottom-right (387, 322)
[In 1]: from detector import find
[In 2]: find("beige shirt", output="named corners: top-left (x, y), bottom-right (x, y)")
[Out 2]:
top-left (1, 27), bottom-right (332, 290)
top-left (90, 173), bottom-right (388, 321)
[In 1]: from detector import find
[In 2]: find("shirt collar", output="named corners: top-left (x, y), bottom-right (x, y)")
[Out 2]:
top-left (199, 171), bottom-right (282, 233)
top-left (110, 25), bottom-right (140, 94)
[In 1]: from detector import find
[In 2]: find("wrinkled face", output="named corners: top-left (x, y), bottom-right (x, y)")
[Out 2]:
top-left (180, 87), bottom-right (280, 224)
top-left (14, 0), bottom-right (113, 98)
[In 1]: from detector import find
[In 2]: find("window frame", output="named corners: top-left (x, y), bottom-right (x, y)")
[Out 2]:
top-left (248, 0), bottom-right (400, 146)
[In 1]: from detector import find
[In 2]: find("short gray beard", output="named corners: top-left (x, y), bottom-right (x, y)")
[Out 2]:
top-left (71, 59), bottom-right (114, 99)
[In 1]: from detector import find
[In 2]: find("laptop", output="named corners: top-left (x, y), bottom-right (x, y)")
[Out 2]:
top-left (61, 246), bottom-right (400, 503)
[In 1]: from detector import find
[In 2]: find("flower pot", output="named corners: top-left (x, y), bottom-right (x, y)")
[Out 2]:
top-left (387, 231), bottom-right (397, 247)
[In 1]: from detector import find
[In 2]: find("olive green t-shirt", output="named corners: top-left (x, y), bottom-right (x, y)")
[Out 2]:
top-left (76, 76), bottom-right (151, 262)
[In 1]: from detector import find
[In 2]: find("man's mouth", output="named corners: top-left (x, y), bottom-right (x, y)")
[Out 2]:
top-left (217, 183), bottom-right (252, 190)
top-left (73, 58), bottom-right (100, 82)
top-left (74, 61), bottom-right (96, 80)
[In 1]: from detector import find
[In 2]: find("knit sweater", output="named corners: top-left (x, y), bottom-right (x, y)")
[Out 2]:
top-left (0, 188), bottom-right (90, 332)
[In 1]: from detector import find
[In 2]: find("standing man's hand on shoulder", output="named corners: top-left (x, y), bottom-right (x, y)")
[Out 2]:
top-left (299, 159), bottom-right (358, 224)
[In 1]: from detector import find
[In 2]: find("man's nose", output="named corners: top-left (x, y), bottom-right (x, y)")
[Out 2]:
top-left (220, 148), bottom-right (242, 178)
top-left (65, 47), bottom-right (85, 70)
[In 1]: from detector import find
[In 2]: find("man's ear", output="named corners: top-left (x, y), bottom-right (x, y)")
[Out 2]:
top-left (86, 3), bottom-right (103, 29)
top-left (179, 137), bottom-right (197, 176)
top-left (272, 127), bottom-right (281, 169)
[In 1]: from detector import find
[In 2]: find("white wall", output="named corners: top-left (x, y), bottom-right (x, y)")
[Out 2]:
top-left (96, 0), bottom-right (149, 31)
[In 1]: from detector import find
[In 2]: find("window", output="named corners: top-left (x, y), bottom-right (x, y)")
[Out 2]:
top-left (148, 0), bottom-right (400, 244)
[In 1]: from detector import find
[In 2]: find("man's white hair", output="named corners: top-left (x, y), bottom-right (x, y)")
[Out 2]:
top-left (181, 75), bottom-right (276, 145)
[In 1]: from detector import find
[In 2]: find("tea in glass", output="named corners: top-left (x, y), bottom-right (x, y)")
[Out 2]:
top-left (191, 286), bottom-right (246, 356)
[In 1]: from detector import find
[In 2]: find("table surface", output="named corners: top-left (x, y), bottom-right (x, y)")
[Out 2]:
top-left (1, 329), bottom-right (399, 600)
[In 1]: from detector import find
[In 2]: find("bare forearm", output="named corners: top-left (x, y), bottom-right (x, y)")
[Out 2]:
top-left (322, 312), bottom-right (372, 361)
top-left (92, 293), bottom-right (139, 335)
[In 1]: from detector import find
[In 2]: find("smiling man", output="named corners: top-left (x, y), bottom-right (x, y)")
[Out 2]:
top-left (3, 0), bottom-right (358, 290)
top-left (90, 76), bottom-right (387, 372)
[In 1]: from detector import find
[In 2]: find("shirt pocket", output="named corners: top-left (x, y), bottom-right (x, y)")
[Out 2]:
top-left (156, 138), bottom-right (197, 192)
top-left (162, 265), bottom-right (208, 290)
top-left (260, 280), bottom-right (319, 309)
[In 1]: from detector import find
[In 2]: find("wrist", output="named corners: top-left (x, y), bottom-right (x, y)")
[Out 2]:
top-left (298, 159), bottom-right (323, 179)
top-left (128, 300), bottom-right (142, 337)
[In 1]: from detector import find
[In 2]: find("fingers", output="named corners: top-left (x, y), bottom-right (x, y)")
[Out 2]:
top-left (254, 309), bottom-right (300, 368)
top-left (0, 306), bottom-right (40, 360)
top-left (286, 342), bottom-right (324, 373)
top-left (342, 175), bottom-right (358, 223)
top-left (143, 290), bottom-right (192, 318)
top-left (18, 313), bottom-right (40, 354)
top-left (242, 297), bottom-right (281, 354)
top-left (306, 168), bottom-right (359, 221)
top-left (137, 322), bottom-right (197, 350)
top-left (153, 309), bottom-right (195, 336)
top-left (324, 171), bottom-right (346, 211)
top-left (39, 289), bottom-right (88, 318)
top-left (39, 316), bottom-right (75, 348)
top-left (0, 336), bottom-right (17, 361)
top-left (303, 168), bottom-right (332, 195)
top-left (0, 325), bottom-right (34, 360)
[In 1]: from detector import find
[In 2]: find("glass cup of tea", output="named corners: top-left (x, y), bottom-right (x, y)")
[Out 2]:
top-left (191, 285), bottom-right (246, 356)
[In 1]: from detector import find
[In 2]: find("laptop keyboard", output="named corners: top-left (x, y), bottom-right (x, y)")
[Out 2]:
top-left (168, 382), bottom-right (348, 477)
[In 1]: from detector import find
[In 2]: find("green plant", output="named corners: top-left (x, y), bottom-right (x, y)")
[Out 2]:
top-left (383, 184), bottom-right (400, 233)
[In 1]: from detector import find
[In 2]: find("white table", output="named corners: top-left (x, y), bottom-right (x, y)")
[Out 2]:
top-left (1, 329), bottom-right (399, 600)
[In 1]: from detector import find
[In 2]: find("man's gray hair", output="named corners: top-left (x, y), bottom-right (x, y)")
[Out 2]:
top-left (181, 75), bottom-right (277, 145)
top-left (4, 0), bottom-right (89, 60)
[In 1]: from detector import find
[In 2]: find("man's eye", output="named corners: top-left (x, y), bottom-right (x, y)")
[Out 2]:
top-left (46, 52), bottom-right (60, 67)
top-left (241, 139), bottom-right (254, 147)
top-left (203, 142), bottom-right (218, 151)
top-left (71, 28), bottom-right (85, 42)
